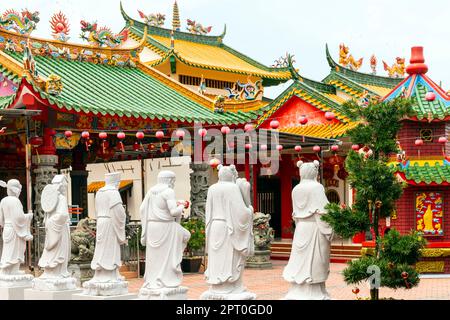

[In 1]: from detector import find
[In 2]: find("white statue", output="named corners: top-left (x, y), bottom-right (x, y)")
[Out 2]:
top-left (139, 171), bottom-right (191, 300)
top-left (83, 172), bottom-right (129, 296)
top-left (283, 161), bottom-right (333, 300)
top-left (201, 165), bottom-right (256, 300)
top-left (34, 175), bottom-right (76, 291)
top-left (0, 180), bottom-right (34, 287)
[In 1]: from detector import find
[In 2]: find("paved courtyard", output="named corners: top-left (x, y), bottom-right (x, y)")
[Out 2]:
top-left (128, 260), bottom-right (450, 300)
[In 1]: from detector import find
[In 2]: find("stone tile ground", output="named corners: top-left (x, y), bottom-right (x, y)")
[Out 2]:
top-left (128, 261), bottom-right (450, 300)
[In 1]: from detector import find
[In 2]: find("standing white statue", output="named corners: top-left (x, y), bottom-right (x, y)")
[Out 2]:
top-left (201, 165), bottom-right (256, 300)
top-left (283, 161), bottom-right (333, 300)
top-left (83, 172), bottom-right (129, 296)
top-left (34, 175), bottom-right (77, 291)
top-left (0, 180), bottom-right (34, 287)
top-left (139, 171), bottom-right (191, 300)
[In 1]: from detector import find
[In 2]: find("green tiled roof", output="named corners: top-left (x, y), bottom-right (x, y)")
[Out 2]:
top-left (0, 94), bottom-right (15, 109)
top-left (3, 51), bottom-right (259, 125)
top-left (392, 161), bottom-right (450, 185)
top-left (413, 84), bottom-right (450, 120)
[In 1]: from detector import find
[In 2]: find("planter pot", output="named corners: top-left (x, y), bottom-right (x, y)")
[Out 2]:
top-left (181, 257), bottom-right (203, 273)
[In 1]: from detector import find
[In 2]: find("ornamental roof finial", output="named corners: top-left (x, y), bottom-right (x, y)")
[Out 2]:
top-left (406, 47), bottom-right (428, 75)
top-left (172, 1), bottom-right (181, 31)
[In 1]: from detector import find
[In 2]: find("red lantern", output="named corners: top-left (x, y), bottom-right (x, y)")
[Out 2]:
top-left (133, 142), bottom-right (140, 151)
top-left (425, 92), bottom-right (436, 102)
top-left (64, 130), bottom-right (73, 139)
top-left (136, 131), bottom-right (145, 140)
top-left (270, 120), bottom-right (280, 130)
top-left (276, 145), bottom-right (283, 151)
top-left (155, 131), bottom-right (164, 140)
top-left (331, 145), bottom-right (339, 152)
top-left (245, 143), bottom-right (253, 150)
top-left (313, 145), bottom-right (321, 153)
top-left (198, 128), bottom-right (208, 137)
top-left (162, 143), bottom-right (170, 152)
top-left (244, 124), bottom-right (254, 132)
top-left (117, 132), bottom-right (126, 152)
top-left (299, 116), bottom-right (308, 125)
top-left (438, 137), bottom-right (447, 144)
top-left (415, 139), bottom-right (424, 146)
top-left (30, 136), bottom-right (43, 147)
top-left (221, 126), bottom-right (231, 135)
top-left (325, 112), bottom-right (336, 122)
top-left (81, 131), bottom-right (90, 139)
top-left (99, 132), bottom-right (108, 140)
top-left (260, 144), bottom-right (268, 151)
top-left (352, 288), bottom-right (360, 295)
top-left (176, 130), bottom-right (186, 139)
top-left (209, 158), bottom-right (221, 169)
top-left (295, 145), bottom-right (302, 153)
top-left (352, 144), bottom-right (360, 151)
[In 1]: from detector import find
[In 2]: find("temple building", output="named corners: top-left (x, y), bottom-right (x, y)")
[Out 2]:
top-left (0, 2), bottom-right (448, 272)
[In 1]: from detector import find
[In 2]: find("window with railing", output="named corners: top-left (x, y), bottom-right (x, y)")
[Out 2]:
top-left (179, 75), bottom-right (234, 90)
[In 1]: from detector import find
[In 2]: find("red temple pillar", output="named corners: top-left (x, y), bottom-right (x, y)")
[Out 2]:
top-left (280, 154), bottom-right (294, 239)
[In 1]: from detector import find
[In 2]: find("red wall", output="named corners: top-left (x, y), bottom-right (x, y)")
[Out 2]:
top-left (260, 96), bottom-right (340, 129)
top-left (398, 121), bottom-right (446, 157)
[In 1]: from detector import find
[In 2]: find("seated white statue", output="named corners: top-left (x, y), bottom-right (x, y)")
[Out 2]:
top-left (83, 172), bottom-right (129, 296)
top-left (0, 179), bottom-right (34, 287)
top-left (283, 161), bottom-right (333, 300)
top-left (201, 165), bottom-right (256, 300)
top-left (139, 171), bottom-right (191, 300)
top-left (34, 175), bottom-right (76, 291)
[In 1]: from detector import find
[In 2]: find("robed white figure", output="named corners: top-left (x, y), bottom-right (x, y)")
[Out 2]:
top-left (201, 165), bottom-right (256, 300)
top-left (139, 171), bottom-right (191, 300)
top-left (0, 180), bottom-right (33, 287)
top-left (283, 161), bottom-right (333, 300)
top-left (35, 175), bottom-right (76, 291)
top-left (83, 172), bottom-right (129, 296)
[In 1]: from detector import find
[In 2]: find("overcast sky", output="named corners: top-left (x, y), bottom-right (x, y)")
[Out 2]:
top-left (4, 0), bottom-right (450, 98)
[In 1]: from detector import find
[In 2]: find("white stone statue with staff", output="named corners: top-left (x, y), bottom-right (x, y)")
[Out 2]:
top-left (139, 171), bottom-right (191, 300)
top-left (0, 179), bottom-right (34, 287)
top-left (34, 175), bottom-right (77, 291)
top-left (82, 172), bottom-right (129, 297)
top-left (201, 165), bottom-right (256, 300)
top-left (283, 161), bottom-right (333, 300)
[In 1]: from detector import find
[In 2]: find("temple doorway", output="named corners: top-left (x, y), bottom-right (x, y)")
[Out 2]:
top-left (257, 177), bottom-right (282, 239)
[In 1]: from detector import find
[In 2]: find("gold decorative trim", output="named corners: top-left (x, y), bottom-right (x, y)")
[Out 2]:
top-left (420, 248), bottom-right (450, 258)
top-left (416, 261), bottom-right (445, 273)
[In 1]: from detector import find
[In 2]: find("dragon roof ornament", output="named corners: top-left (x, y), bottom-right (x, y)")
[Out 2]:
top-left (0, 9), bottom-right (40, 36)
top-left (80, 20), bottom-right (129, 48)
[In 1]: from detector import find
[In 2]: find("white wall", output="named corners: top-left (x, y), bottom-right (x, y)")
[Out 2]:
top-left (144, 156), bottom-right (192, 217)
top-left (86, 160), bottom-right (144, 221)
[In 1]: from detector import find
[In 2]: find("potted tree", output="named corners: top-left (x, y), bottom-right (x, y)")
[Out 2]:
top-left (181, 218), bottom-right (206, 273)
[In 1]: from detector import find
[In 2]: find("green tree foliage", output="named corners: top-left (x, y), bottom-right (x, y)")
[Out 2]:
top-left (181, 218), bottom-right (206, 257)
top-left (321, 97), bottom-right (426, 298)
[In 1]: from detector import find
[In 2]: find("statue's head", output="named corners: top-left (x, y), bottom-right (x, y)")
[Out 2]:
top-left (158, 171), bottom-right (176, 189)
top-left (105, 172), bottom-right (121, 189)
top-left (297, 161), bottom-right (320, 181)
top-left (217, 165), bottom-right (237, 183)
top-left (0, 179), bottom-right (22, 198)
top-left (52, 174), bottom-right (68, 195)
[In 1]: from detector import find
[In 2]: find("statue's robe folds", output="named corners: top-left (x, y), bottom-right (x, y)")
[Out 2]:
top-left (38, 194), bottom-right (71, 276)
top-left (140, 185), bottom-right (190, 290)
top-left (91, 187), bottom-right (126, 272)
top-left (0, 196), bottom-right (32, 269)
top-left (204, 181), bottom-right (254, 286)
top-left (283, 180), bottom-right (333, 286)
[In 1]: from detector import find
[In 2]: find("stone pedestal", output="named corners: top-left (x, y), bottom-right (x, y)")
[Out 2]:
top-left (201, 290), bottom-right (257, 301)
top-left (33, 277), bottom-right (77, 292)
top-left (284, 283), bottom-right (331, 300)
top-left (246, 250), bottom-right (273, 269)
top-left (72, 293), bottom-right (138, 301)
top-left (24, 288), bottom-right (83, 300)
top-left (0, 285), bottom-right (31, 300)
top-left (82, 279), bottom-right (129, 297)
top-left (138, 286), bottom-right (188, 300)
top-left (0, 273), bottom-right (34, 288)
